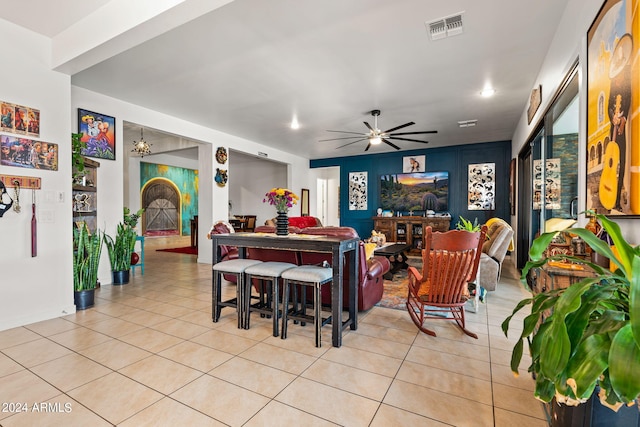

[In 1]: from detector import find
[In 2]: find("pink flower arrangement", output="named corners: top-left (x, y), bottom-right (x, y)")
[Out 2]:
top-left (263, 187), bottom-right (299, 213)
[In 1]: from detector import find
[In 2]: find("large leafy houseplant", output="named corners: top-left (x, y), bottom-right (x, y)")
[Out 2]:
top-left (73, 223), bottom-right (103, 291)
top-left (502, 214), bottom-right (640, 412)
top-left (104, 222), bottom-right (137, 272)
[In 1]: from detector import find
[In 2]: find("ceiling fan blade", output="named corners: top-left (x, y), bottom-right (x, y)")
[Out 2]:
top-left (319, 136), bottom-right (368, 142)
top-left (390, 130), bottom-right (438, 135)
top-left (383, 122), bottom-right (415, 133)
top-left (382, 138), bottom-right (401, 150)
top-left (364, 142), bottom-right (372, 152)
top-left (336, 138), bottom-right (367, 149)
top-left (363, 121), bottom-right (374, 132)
top-left (387, 136), bottom-right (430, 144)
top-left (326, 130), bottom-right (365, 135)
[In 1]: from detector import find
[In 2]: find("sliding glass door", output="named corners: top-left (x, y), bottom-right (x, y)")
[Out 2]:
top-left (517, 66), bottom-right (579, 269)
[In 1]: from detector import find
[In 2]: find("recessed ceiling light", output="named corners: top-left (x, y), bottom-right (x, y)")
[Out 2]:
top-left (290, 116), bottom-right (300, 129)
top-left (480, 88), bottom-right (496, 97)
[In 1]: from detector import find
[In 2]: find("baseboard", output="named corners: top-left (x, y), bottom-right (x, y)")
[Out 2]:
top-left (0, 304), bottom-right (77, 332)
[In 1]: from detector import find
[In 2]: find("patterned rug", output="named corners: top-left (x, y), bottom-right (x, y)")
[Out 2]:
top-left (377, 256), bottom-right (422, 310)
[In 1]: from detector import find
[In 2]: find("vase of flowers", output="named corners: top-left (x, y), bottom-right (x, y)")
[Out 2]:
top-left (263, 187), bottom-right (298, 236)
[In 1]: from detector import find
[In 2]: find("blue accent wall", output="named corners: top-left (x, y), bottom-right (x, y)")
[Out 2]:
top-left (310, 140), bottom-right (511, 238)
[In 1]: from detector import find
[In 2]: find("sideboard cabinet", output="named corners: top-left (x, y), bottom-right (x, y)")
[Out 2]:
top-left (372, 216), bottom-right (451, 254)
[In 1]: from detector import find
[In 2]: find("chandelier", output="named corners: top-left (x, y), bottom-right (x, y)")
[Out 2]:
top-left (131, 128), bottom-right (152, 157)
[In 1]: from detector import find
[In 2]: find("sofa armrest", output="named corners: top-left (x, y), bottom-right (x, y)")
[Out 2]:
top-left (367, 256), bottom-right (390, 279)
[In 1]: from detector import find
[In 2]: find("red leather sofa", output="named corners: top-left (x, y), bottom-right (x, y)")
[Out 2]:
top-left (210, 221), bottom-right (390, 311)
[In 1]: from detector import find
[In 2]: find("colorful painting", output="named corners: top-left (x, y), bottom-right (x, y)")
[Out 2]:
top-left (140, 162), bottom-right (198, 235)
top-left (1, 135), bottom-right (58, 170)
top-left (586, 0), bottom-right (640, 216)
top-left (348, 171), bottom-right (367, 210)
top-left (78, 108), bottom-right (116, 160)
top-left (468, 163), bottom-right (495, 210)
top-left (1, 100), bottom-right (39, 137)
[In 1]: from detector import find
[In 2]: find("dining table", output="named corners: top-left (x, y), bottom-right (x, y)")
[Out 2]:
top-left (211, 232), bottom-right (359, 347)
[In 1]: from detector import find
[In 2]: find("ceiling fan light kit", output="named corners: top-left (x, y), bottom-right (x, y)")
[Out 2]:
top-left (321, 109), bottom-right (437, 152)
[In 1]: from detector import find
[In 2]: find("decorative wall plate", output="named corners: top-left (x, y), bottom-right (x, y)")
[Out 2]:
top-left (215, 168), bottom-right (228, 187)
top-left (216, 147), bottom-right (227, 164)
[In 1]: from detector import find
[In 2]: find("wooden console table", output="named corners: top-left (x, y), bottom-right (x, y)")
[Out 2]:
top-left (372, 216), bottom-right (451, 254)
top-left (528, 262), bottom-right (597, 296)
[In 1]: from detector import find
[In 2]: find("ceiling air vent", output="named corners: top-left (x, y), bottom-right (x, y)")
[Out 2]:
top-left (426, 12), bottom-right (464, 41)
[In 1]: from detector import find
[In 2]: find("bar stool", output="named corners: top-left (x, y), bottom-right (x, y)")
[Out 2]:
top-left (281, 265), bottom-right (333, 347)
top-left (243, 262), bottom-right (297, 336)
top-left (212, 259), bottom-right (262, 328)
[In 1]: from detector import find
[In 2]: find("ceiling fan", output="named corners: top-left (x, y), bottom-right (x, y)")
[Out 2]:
top-left (319, 109), bottom-right (437, 151)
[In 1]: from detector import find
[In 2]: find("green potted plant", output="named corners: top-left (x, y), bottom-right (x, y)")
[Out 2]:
top-left (456, 216), bottom-right (481, 232)
top-left (72, 132), bottom-right (86, 184)
top-left (104, 222), bottom-right (137, 285)
top-left (73, 223), bottom-right (103, 309)
top-left (502, 214), bottom-right (640, 424)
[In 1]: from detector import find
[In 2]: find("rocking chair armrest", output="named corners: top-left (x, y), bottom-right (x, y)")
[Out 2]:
top-left (407, 266), bottom-right (423, 282)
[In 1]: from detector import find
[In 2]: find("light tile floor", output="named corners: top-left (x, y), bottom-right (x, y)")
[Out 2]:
top-left (0, 236), bottom-right (547, 426)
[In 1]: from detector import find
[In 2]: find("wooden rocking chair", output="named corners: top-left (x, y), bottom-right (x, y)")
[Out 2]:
top-left (406, 225), bottom-right (487, 338)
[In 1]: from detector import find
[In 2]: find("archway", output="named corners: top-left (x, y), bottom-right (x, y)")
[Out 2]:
top-left (141, 177), bottom-right (181, 236)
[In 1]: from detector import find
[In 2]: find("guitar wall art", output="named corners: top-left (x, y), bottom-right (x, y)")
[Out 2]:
top-left (586, 0), bottom-right (638, 216)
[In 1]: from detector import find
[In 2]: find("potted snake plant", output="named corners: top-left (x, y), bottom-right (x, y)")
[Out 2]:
top-left (502, 214), bottom-right (640, 425)
top-left (104, 222), bottom-right (137, 285)
top-left (73, 223), bottom-right (103, 309)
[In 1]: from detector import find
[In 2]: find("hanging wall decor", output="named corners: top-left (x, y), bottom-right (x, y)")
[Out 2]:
top-left (533, 158), bottom-right (561, 210)
top-left (216, 147), bottom-right (227, 164)
top-left (77, 108), bottom-right (116, 160)
top-left (468, 163), bottom-right (495, 210)
top-left (1, 135), bottom-right (58, 170)
top-left (402, 155), bottom-right (425, 173)
top-left (215, 168), bottom-right (228, 187)
top-left (348, 171), bottom-right (367, 210)
top-left (1, 100), bottom-right (40, 137)
top-left (586, 0), bottom-right (639, 216)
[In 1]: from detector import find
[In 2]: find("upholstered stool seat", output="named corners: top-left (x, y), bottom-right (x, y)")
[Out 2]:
top-left (281, 265), bottom-right (333, 347)
top-left (244, 261), bottom-right (297, 336)
top-left (212, 259), bottom-right (262, 328)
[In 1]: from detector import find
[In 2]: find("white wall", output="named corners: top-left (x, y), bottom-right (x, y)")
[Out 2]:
top-left (510, 0), bottom-right (640, 266)
top-left (314, 167), bottom-right (340, 226)
top-left (70, 86), bottom-right (315, 276)
top-left (0, 19), bottom-right (75, 330)
top-left (228, 150), bottom-right (288, 226)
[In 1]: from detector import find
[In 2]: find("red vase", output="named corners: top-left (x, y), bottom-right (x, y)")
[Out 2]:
top-left (131, 252), bottom-right (140, 265)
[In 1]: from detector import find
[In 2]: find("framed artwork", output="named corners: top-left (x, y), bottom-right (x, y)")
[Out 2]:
top-left (348, 171), bottom-right (367, 210)
top-left (1, 100), bottom-right (40, 137)
top-left (468, 163), bottom-right (495, 210)
top-left (403, 155), bottom-right (425, 173)
top-left (301, 188), bottom-right (310, 216)
top-left (77, 108), bottom-right (116, 160)
top-left (533, 158), bottom-right (561, 210)
top-left (509, 158), bottom-right (516, 215)
top-left (1, 135), bottom-right (58, 170)
top-left (586, 0), bottom-right (639, 216)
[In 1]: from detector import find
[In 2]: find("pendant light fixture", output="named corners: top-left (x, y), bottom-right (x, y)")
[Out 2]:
top-left (131, 128), bottom-right (152, 157)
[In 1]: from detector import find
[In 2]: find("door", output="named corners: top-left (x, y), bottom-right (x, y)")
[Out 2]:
top-left (142, 179), bottom-right (180, 233)
top-left (517, 65), bottom-right (579, 269)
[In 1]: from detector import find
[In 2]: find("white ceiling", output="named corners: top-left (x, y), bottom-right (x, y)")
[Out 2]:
top-left (0, 0), bottom-right (570, 159)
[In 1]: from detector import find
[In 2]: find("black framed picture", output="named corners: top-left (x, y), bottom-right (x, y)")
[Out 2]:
top-left (77, 108), bottom-right (116, 160)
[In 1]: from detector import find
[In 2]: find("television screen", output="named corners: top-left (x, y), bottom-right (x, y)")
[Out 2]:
top-left (379, 172), bottom-right (449, 213)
